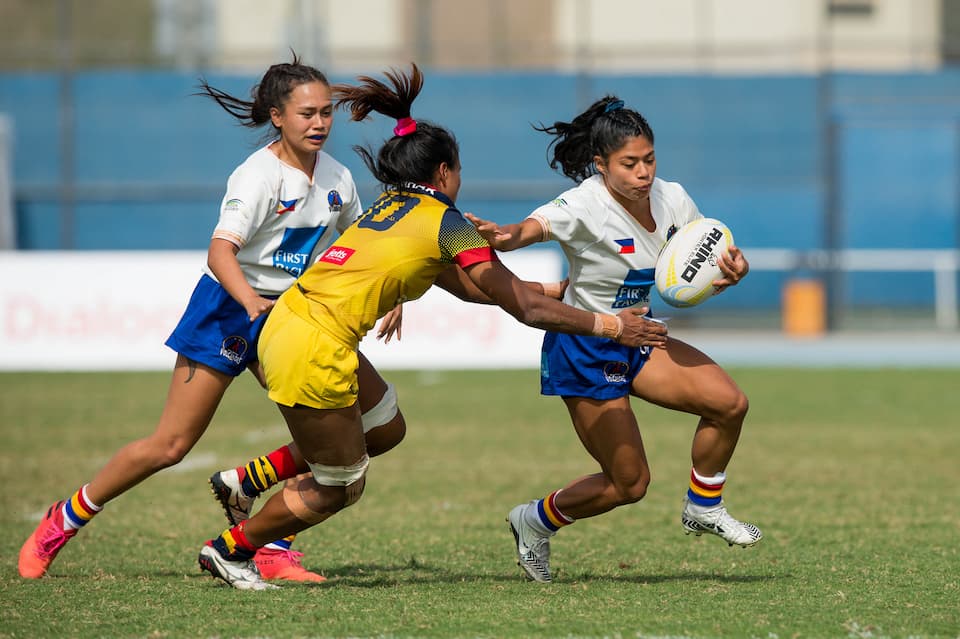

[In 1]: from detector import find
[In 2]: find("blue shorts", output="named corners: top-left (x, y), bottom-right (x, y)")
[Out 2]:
top-left (540, 331), bottom-right (651, 400)
top-left (165, 274), bottom-right (276, 377)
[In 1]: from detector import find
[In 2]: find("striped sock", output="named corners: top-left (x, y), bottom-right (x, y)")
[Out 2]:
top-left (527, 490), bottom-right (575, 535)
top-left (263, 534), bottom-right (297, 552)
top-left (62, 484), bottom-right (103, 531)
top-left (212, 521), bottom-right (258, 561)
top-left (687, 468), bottom-right (725, 507)
top-left (239, 445), bottom-right (298, 497)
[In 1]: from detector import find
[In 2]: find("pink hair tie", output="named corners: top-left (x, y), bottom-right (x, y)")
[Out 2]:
top-left (393, 117), bottom-right (417, 137)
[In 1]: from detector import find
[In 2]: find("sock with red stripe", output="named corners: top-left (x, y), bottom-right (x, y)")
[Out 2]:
top-left (687, 468), bottom-right (725, 507)
top-left (61, 484), bottom-right (103, 531)
top-left (525, 489), bottom-right (575, 536)
top-left (238, 445), bottom-right (299, 497)
top-left (211, 521), bottom-right (258, 561)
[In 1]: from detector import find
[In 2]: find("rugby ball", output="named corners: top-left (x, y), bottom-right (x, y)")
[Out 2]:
top-left (655, 218), bottom-right (733, 308)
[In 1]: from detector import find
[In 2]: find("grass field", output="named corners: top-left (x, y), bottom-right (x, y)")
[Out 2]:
top-left (1, 368), bottom-right (958, 639)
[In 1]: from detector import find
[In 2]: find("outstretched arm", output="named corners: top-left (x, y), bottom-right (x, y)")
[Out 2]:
top-left (464, 213), bottom-right (545, 252)
top-left (434, 265), bottom-right (566, 304)
top-left (462, 260), bottom-right (667, 349)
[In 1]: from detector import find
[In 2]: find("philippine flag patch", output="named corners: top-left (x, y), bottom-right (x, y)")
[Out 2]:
top-left (614, 238), bottom-right (635, 254)
top-left (277, 198), bottom-right (298, 215)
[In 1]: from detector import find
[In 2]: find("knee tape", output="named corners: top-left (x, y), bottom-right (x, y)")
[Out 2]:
top-left (361, 382), bottom-right (399, 433)
top-left (307, 455), bottom-right (369, 508)
top-left (308, 453), bottom-right (368, 486)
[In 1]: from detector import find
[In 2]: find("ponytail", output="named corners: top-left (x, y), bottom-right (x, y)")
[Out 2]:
top-left (334, 64), bottom-right (459, 193)
top-left (535, 95), bottom-right (654, 183)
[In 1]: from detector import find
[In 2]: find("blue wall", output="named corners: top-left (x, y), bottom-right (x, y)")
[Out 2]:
top-left (2, 69), bottom-right (958, 309)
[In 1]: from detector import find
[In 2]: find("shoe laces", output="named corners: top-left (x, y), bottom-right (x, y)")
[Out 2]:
top-left (264, 548), bottom-right (306, 567)
top-left (528, 536), bottom-right (550, 562)
top-left (519, 521), bottom-right (551, 561)
top-left (36, 520), bottom-right (71, 557)
top-left (708, 506), bottom-right (744, 529)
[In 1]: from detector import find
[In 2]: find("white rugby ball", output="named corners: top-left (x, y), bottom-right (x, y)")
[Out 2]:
top-left (655, 218), bottom-right (733, 308)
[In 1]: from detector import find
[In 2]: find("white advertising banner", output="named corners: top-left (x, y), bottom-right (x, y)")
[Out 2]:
top-left (0, 250), bottom-right (562, 371)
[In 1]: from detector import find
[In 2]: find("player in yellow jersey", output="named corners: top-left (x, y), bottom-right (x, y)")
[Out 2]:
top-left (197, 64), bottom-right (670, 590)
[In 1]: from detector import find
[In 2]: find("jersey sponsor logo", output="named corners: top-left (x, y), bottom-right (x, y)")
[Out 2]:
top-left (551, 197), bottom-right (567, 207)
top-left (612, 268), bottom-right (655, 309)
top-left (614, 238), bottom-right (635, 254)
top-left (319, 245), bottom-right (355, 265)
top-left (681, 227), bottom-right (724, 283)
top-left (276, 198), bottom-right (298, 215)
top-left (327, 190), bottom-right (343, 213)
top-left (602, 360), bottom-right (630, 383)
top-left (273, 226), bottom-right (327, 276)
top-left (224, 198), bottom-right (242, 213)
top-left (220, 336), bottom-right (248, 365)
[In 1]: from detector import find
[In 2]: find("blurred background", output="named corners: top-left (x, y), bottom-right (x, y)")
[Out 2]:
top-left (0, 0), bottom-right (958, 367)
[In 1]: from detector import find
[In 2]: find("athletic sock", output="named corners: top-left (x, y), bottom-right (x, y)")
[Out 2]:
top-left (212, 521), bottom-right (257, 561)
top-left (263, 534), bottom-right (297, 552)
top-left (687, 468), bottom-right (725, 508)
top-left (62, 484), bottom-right (103, 531)
top-left (238, 445), bottom-right (298, 497)
top-left (526, 489), bottom-right (575, 536)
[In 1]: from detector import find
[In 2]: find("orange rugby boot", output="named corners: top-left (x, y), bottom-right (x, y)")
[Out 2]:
top-left (19, 501), bottom-right (78, 578)
top-left (253, 547), bottom-right (326, 583)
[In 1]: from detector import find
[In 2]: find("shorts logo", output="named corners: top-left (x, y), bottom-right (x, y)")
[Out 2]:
top-left (602, 360), bottom-right (630, 383)
top-left (328, 190), bottom-right (343, 213)
top-left (220, 336), bottom-right (248, 365)
top-left (319, 245), bottom-right (355, 265)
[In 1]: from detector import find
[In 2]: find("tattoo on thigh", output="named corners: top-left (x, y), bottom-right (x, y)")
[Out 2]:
top-left (184, 359), bottom-right (197, 383)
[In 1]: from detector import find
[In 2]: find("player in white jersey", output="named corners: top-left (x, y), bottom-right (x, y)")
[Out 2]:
top-left (467, 96), bottom-right (762, 583)
top-left (199, 143), bottom-right (363, 296)
top-left (19, 55), bottom-right (406, 584)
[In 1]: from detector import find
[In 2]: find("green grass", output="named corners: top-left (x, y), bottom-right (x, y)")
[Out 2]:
top-left (1, 368), bottom-right (958, 639)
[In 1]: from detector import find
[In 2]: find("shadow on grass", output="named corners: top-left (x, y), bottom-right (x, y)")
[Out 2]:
top-left (227, 559), bottom-right (788, 588)
top-left (16, 558), bottom-right (784, 589)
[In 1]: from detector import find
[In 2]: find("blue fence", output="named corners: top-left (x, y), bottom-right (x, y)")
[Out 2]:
top-left (2, 69), bottom-right (958, 310)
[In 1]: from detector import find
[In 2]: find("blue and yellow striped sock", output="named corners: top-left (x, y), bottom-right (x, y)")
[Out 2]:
top-left (528, 490), bottom-right (575, 535)
top-left (263, 534), bottom-right (297, 552)
top-left (238, 445), bottom-right (297, 497)
top-left (62, 484), bottom-right (103, 531)
top-left (687, 468), bottom-right (725, 507)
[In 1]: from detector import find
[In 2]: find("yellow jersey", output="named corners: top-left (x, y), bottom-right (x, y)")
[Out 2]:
top-left (282, 182), bottom-right (496, 346)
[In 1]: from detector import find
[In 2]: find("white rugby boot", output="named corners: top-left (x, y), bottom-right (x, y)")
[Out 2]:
top-left (198, 543), bottom-right (279, 591)
top-left (209, 469), bottom-right (256, 525)
top-left (507, 502), bottom-right (554, 583)
top-left (681, 497), bottom-right (763, 547)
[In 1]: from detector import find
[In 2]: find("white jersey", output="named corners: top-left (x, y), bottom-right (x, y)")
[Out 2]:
top-left (529, 175), bottom-right (702, 314)
top-left (202, 143), bottom-right (363, 296)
